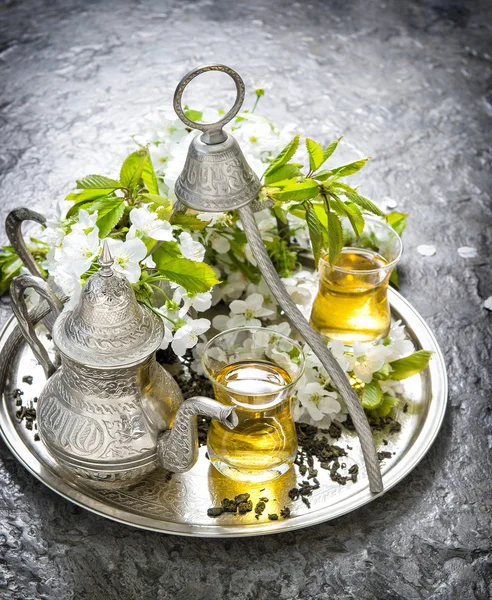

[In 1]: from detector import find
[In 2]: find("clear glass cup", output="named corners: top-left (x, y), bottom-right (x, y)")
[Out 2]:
top-left (202, 327), bottom-right (305, 482)
top-left (309, 216), bottom-right (403, 343)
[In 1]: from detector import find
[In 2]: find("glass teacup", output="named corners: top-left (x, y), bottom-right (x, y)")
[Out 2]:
top-left (202, 327), bottom-right (305, 482)
top-left (309, 216), bottom-right (403, 343)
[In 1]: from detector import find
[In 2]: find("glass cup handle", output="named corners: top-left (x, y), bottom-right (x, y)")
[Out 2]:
top-left (10, 274), bottom-right (64, 378)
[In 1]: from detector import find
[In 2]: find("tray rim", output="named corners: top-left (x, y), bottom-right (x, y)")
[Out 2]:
top-left (0, 288), bottom-right (448, 537)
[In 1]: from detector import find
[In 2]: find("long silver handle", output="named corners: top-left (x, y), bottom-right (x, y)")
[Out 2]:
top-left (5, 208), bottom-right (47, 279)
top-left (239, 204), bottom-right (383, 494)
top-left (10, 274), bottom-right (64, 378)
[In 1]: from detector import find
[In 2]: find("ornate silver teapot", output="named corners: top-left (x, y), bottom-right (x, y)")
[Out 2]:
top-left (9, 239), bottom-right (237, 489)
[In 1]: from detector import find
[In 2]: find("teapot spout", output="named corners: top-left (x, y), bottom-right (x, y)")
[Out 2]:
top-left (156, 396), bottom-right (237, 473)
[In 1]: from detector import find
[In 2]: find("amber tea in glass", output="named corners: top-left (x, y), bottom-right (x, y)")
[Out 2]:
top-left (202, 328), bottom-right (305, 482)
top-left (310, 216), bottom-right (403, 343)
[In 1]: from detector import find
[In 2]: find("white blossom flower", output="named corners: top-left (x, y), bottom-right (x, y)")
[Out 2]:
top-left (282, 276), bottom-right (312, 306)
top-left (227, 293), bottom-right (274, 328)
top-left (70, 209), bottom-right (98, 234)
top-left (379, 379), bottom-right (404, 396)
top-left (172, 285), bottom-right (212, 316)
top-left (296, 382), bottom-right (341, 423)
top-left (384, 320), bottom-right (414, 362)
top-left (244, 243), bottom-right (257, 266)
top-left (212, 270), bottom-right (248, 305)
top-left (211, 314), bottom-right (230, 332)
top-left (135, 109), bottom-right (190, 170)
top-left (105, 237), bottom-right (147, 283)
top-left (178, 232), bottom-right (206, 262)
top-left (62, 228), bottom-right (100, 277)
top-left (50, 265), bottom-right (82, 311)
top-left (44, 198), bottom-right (74, 248)
top-left (128, 206), bottom-right (174, 241)
top-left (348, 341), bottom-right (392, 384)
top-left (159, 321), bottom-right (174, 351)
top-left (246, 278), bottom-right (277, 315)
top-left (287, 213), bottom-right (310, 246)
top-left (328, 340), bottom-right (350, 372)
top-left (142, 255), bottom-right (156, 269)
top-left (162, 131), bottom-right (196, 200)
top-left (207, 230), bottom-right (231, 254)
top-left (267, 347), bottom-right (296, 374)
top-left (304, 350), bottom-right (323, 372)
top-left (171, 317), bottom-right (211, 356)
top-left (190, 341), bottom-right (207, 374)
top-left (197, 212), bottom-right (228, 227)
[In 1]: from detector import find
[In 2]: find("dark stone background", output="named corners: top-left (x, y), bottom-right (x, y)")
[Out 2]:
top-left (0, 0), bottom-right (491, 598)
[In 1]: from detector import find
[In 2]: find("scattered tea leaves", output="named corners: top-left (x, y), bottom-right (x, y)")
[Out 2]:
top-left (280, 507), bottom-right (291, 519)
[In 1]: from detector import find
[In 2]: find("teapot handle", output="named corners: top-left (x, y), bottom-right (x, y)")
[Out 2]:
top-left (10, 274), bottom-right (64, 378)
top-left (5, 208), bottom-right (47, 279)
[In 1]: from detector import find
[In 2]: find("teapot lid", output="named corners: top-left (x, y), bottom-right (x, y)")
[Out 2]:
top-left (52, 241), bottom-right (164, 368)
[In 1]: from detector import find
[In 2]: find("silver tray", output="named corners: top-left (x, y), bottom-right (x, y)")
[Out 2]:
top-left (0, 288), bottom-right (447, 537)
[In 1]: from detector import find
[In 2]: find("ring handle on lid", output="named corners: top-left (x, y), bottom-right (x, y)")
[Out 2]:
top-left (173, 64), bottom-right (245, 144)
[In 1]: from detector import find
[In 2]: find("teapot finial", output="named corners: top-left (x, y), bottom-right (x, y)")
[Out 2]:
top-left (98, 239), bottom-right (114, 277)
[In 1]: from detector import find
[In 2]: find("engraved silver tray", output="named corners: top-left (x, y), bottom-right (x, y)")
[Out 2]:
top-left (0, 288), bottom-right (447, 537)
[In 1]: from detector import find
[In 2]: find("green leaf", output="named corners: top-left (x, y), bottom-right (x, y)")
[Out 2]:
top-left (66, 188), bottom-right (116, 203)
top-left (264, 164), bottom-right (301, 185)
top-left (0, 253), bottom-right (23, 295)
top-left (368, 394), bottom-right (399, 418)
top-left (344, 201), bottom-right (365, 235)
top-left (66, 198), bottom-right (100, 219)
top-left (313, 170), bottom-right (333, 182)
top-left (154, 255), bottom-right (220, 293)
top-left (327, 210), bottom-right (343, 265)
top-left (171, 213), bottom-right (209, 231)
top-left (327, 158), bottom-right (369, 178)
top-left (139, 193), bottom-right (171, 208)
top-left (361, 380), bottom-right (383, 410)
top-left (184, 108), bottom-right (203, 122)
top-left (322, 137), bottom-right (342, 162)
top-left (263, 134), bottom-right (300, 178)
top-left (76, 175), bottom-right (121, 190)
top-left (328, 195), bottom-right (365, 236)
top-left (267, 237), bottom-right (297, 278)
top-left (141, 153), bottom-right (159, 195)
top-left (92, 198), bottom-right (126, 238)
top-left (331, 181), bottom-right (357, 194)
top-left (388, 350), bottom-right (433, 380)
top-left (387, 211), bottom-right (408, 236)
top-left (270, 179), bottom-right (319, 203)
top-left (120, 150), bottom-right (149, 190)
top-left (372, 363), bottom-right (392, 380)
top-left (306, 138), bottom-right (324, 172)
top-left (272, 205), bottom-right (288, 224)
top-left (266, 177), bottom-right (300, 189)
top-left (305, 206), bottom-right (324, 267)
top-left (344, 191), bottom-right (385, 218)
top-left (390, 268), bottom-right (399, 288)
top-left (152, 242), bottom-right (181, 262)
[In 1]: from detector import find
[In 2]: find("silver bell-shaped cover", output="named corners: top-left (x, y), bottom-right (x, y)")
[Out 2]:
top-left (173, 65), bottom-right (261, 213)
top-left (52, 241), bottom-right (164, 368)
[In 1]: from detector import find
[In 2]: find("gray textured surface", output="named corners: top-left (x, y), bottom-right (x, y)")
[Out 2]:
top-left (0, 0), bottom-right (491, 598)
